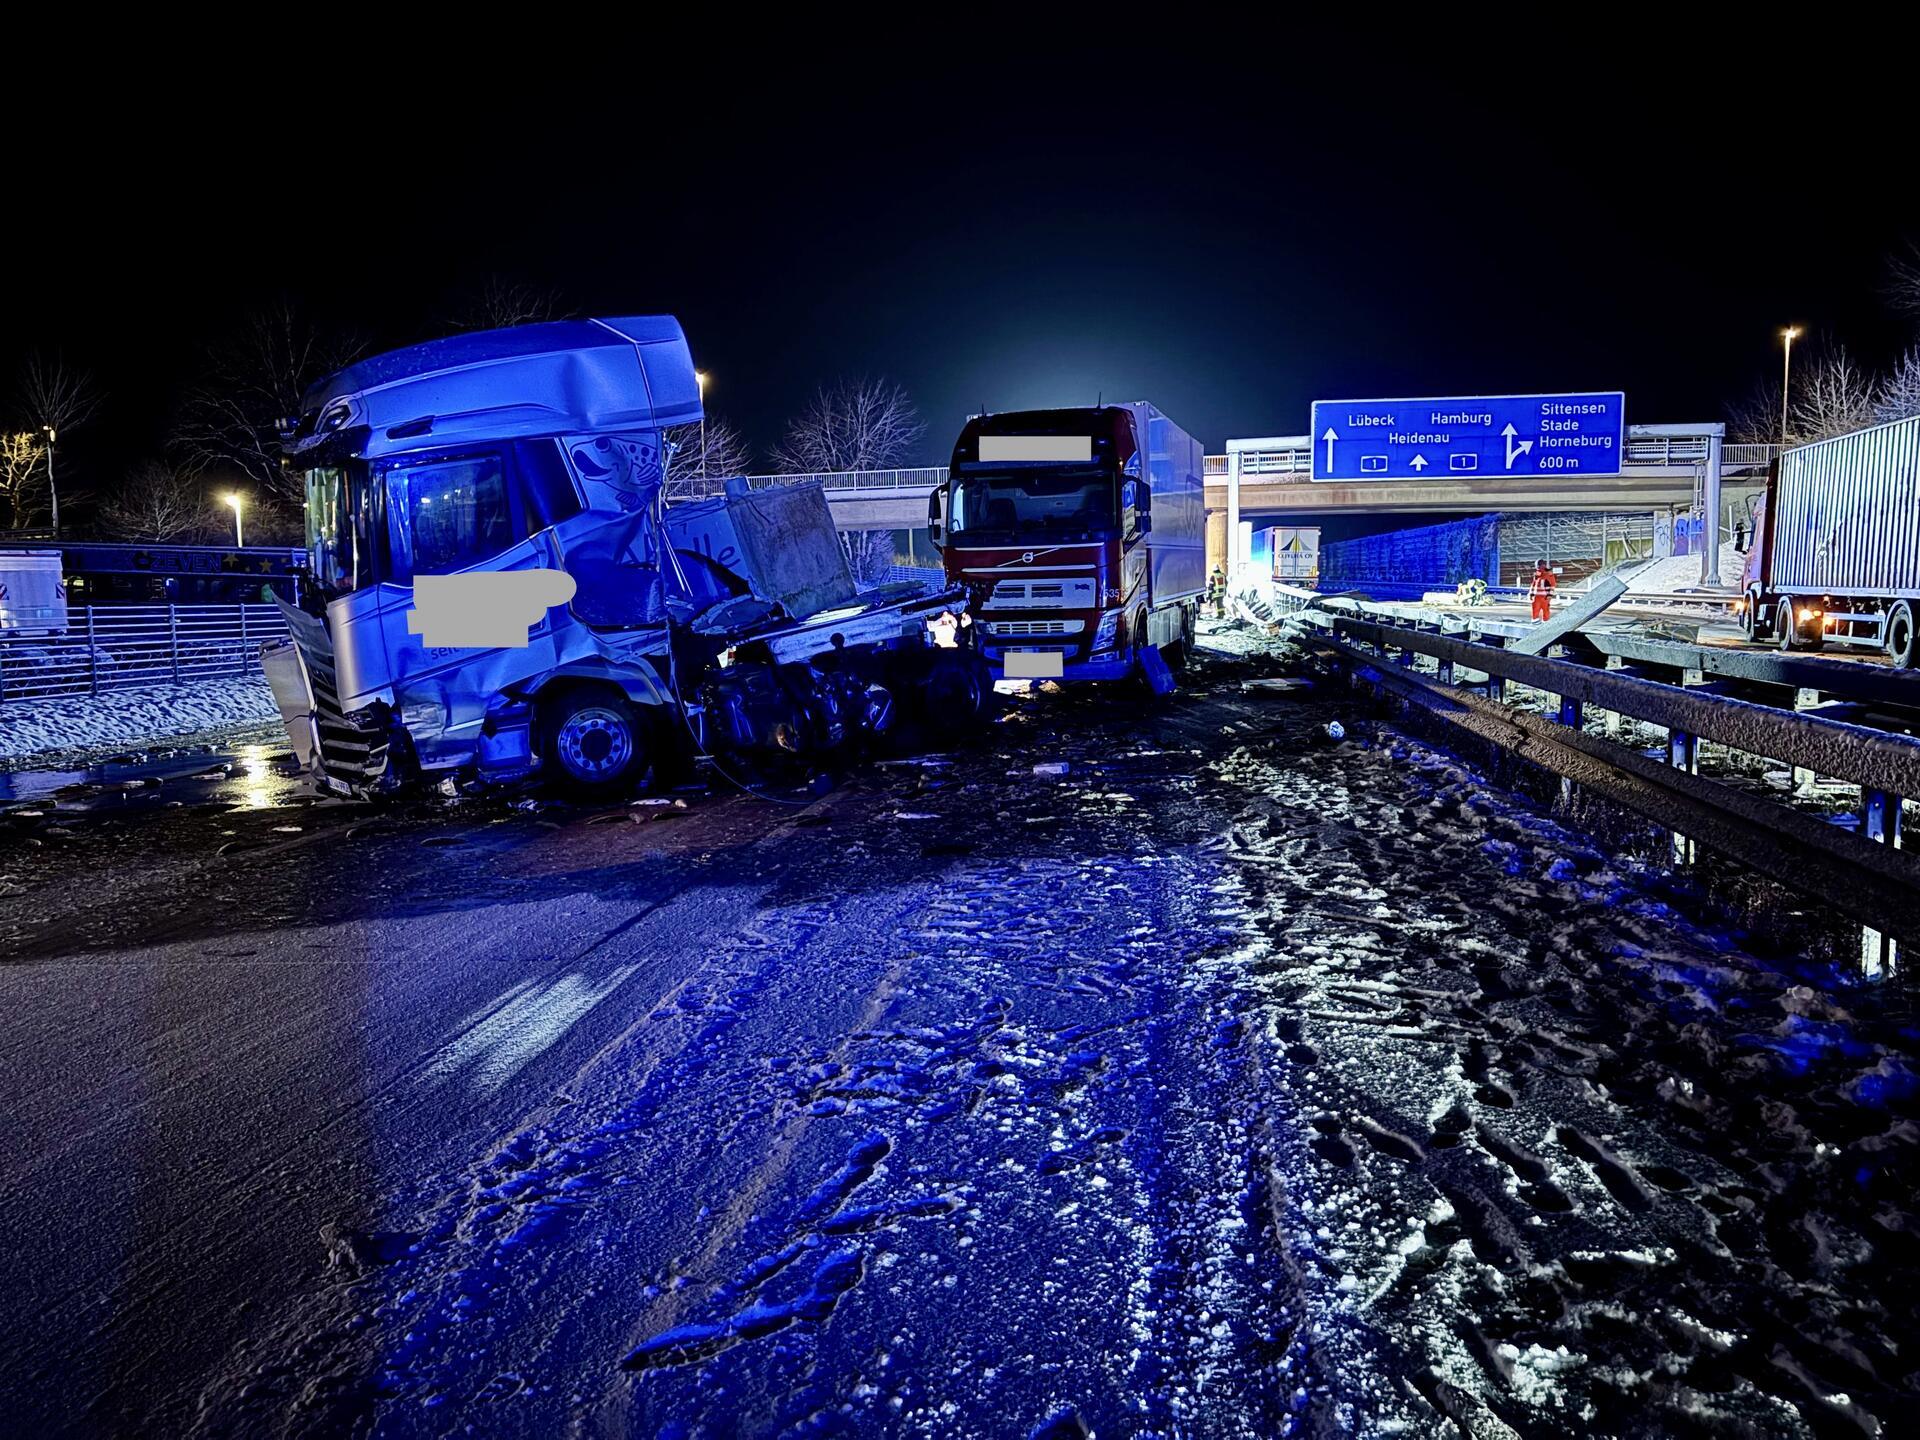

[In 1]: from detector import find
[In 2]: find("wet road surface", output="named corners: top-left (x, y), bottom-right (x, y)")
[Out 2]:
top-left (2, 649), bottom-right (1916, 1438)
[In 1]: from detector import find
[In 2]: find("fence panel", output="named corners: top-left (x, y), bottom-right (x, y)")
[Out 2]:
top-left (0, 604), bottom-right (290, 707)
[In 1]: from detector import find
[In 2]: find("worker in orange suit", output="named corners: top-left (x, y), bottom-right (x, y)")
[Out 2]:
top-left (1528, 559), bottom-right (1557, 621)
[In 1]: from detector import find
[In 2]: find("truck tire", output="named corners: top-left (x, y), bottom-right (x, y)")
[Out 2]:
top-left (920, 651), bottom-right (993, 734)
top-left (1887, 601), bottom-right (1918, 668)
top-left (1775, 598), bottom-right (1824, 653)
top-left (1775, 599), bottom-right (1798, 652)
top-left (1741, 588), bottom-right (1765, 643)
top-left (543, 688), bottom-right (654, 799)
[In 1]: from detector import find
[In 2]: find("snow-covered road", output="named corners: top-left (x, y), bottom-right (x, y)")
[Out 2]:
top-left (1, 652), bottom-right (1914, 1437)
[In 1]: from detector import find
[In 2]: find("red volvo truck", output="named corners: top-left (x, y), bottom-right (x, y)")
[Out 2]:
top-left (927, 404), bottom-right (1205, 683)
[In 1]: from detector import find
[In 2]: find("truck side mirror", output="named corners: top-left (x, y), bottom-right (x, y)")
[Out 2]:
top-left (927, 489), bottom-right (944, 547)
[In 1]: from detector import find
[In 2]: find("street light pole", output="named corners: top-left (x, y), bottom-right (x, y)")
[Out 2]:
top-left (225, 494), bottom-right (245, 549)
top-left (1780, 326), bottom-right (1801, 447)
top-left (43, 426), bottom-right (58, 538)
top-left (695, 370), bottom-right (709, 481)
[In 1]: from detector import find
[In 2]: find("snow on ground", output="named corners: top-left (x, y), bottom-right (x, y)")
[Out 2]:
top-left (1622, 544), bottom-right (1747, 594)
top-left (0, 676), bottom-right (282, 766)
top-left (5, 650), bottom-right (1917, 1436)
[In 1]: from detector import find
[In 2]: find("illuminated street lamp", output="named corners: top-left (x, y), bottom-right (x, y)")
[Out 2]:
top-left (695, 370), bottom-right (710, 479)
top-left (43, 425), bottom-right (59, 538)
top-left (225, 493), bottom-right (246, 549)
top-left (1780, 326), bottom-right (1801, 447)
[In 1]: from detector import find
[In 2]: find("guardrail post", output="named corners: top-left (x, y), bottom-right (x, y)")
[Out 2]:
top-left (1669, 729), bottom-right (1699, 865)
top-left (87, 608), bottom-right (99, 695)
top-left (168, 605), bottom-right (180, 683)
top-left (1861, 790), bottom-right (1903, 979)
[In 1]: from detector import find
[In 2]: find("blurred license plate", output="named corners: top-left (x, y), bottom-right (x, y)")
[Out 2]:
top-left (1005, 650), bottom-right (1063, 679)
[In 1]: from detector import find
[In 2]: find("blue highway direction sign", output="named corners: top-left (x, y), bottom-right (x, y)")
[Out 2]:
top-left (1310, 392), bottom-right (1626, 482)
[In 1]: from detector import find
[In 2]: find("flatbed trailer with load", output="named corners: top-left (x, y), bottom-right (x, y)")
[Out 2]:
top-left (268, 316), bottom-right (991, 798)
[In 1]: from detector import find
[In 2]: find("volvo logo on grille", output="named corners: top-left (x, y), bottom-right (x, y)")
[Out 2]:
top-left (1021, 552), bottom-right (1035, 564)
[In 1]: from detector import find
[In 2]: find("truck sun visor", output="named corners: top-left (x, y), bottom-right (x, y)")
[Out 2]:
top-left (978, 436), bottom-right (1093, 463)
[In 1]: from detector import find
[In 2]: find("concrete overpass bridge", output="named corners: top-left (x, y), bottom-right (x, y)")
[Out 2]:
top-left (676, 425), bottom-right (1778, 572)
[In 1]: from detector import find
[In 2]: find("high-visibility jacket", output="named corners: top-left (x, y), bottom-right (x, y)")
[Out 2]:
top-left (1528, 570), bottom-right (1556, 598)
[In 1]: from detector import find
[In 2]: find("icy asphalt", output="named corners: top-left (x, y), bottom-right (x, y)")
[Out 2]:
top-left (2, 644), bottom-right (1917, 1438)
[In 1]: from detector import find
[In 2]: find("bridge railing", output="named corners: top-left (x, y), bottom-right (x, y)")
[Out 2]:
top-left (669, 467), bottom-right (949, 501)
top-left (666, 439), bottom-right (1781, 505)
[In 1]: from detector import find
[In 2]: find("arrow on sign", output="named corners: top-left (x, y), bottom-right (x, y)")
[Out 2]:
top-left (1409, 453), bottom-right (1429, 472)
top-left (1501, 423), bottom-right (1534, 470)
top-left (1321, 427), bottom-right (1337, 471)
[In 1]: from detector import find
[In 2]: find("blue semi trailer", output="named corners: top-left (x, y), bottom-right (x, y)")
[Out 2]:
top-left (269, 316), bottom-right (989, 798)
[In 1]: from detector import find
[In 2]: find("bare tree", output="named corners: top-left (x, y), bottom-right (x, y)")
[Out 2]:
top-left (1789, 344), bottom-right (1878, 443)
top-left (841, 529), bottom-right (897, 584)
top-left (97, 460), bottom-right (218, 542)
top-left (1887, 242), bottom-right (1920, 320)
top-left (774, 378), bottom-right (925, 474)
top-left (1728, 380), bottom-right (1787, 447)
top-left (1874, 345), bottom-right (1920, 425)
top-left (0, 430), bottom-right (49, 530)
top-left (172, 302), bottom-right (366, 505)
top-left (452, 277), bottom-right (566, 332)
top-left (663, 416), bottom-right (756, 496)
top-left (16, 354), bottom-right (101, 536)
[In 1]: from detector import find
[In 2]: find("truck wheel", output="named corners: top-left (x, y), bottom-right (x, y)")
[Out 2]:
top-left (1775, 600), bottom-right (1799, 652)
top-left (921, 651), bottom-right (993, 733)
top-left (544, 689), bottom-right (654, 799)
top-left (1741, 589), bottom-right (1765, 643)
top-left (1887, 601), bottom-right (1918, 668)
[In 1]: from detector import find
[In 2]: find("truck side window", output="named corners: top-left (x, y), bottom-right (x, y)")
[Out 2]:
top-left (405, 455), bottom-right (512, 574)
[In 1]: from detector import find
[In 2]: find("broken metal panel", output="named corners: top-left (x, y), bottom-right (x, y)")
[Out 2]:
top-left (1508, 574), bottom-right (1627, 655)
top-left (666, 482), bottom-right (857, 621)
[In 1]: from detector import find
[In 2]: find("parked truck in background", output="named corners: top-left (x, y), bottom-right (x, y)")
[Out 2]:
top-left (1741, 414), bottom-right (1920, 664)
top-left (927, 404), bottom-right (1205, 683)
top-left (0, 551), bottom-right (66, 635)
top-left (270, 315), bottom-right (990, 799)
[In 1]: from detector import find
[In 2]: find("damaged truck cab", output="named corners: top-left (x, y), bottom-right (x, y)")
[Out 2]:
top-left (272, 316), bottom-right (988, 797)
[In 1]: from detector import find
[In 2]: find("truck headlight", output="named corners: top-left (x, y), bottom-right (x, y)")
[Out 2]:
top-left (1091, 610), bottom-right (1120, 653)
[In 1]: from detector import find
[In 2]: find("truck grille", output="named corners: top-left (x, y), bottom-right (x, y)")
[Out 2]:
top-left (987, 578), bottom-right (1097, 609)
top-left (987, 619), bottom-right (1085, 637)
top-left (280, 607), bottom-right (390, 788)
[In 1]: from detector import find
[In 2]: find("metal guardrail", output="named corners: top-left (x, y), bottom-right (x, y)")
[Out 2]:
top-left (0, 604), bottom-right (289, 705)
top-left (1317, 613), bottom-right (1920, 949)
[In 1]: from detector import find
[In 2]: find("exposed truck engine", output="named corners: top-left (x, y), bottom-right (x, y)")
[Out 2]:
top-left (266, 315), bottom-right (990, 798)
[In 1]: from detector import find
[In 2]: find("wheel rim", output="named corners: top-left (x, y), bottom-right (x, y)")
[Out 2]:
top-left (556, 706), bottom-right (634, 780)
top-left (1892, 607), bottom-right (1913, 663)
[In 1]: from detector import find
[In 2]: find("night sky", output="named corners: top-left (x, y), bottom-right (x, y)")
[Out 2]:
top-left (12, 35), bottom-right (1917, 488)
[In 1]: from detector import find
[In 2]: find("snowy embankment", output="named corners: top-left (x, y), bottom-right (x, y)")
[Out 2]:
top-left (1621, 543), bottom-right (1746, 594)
top-left (0, 677), bottom-right (282, 766)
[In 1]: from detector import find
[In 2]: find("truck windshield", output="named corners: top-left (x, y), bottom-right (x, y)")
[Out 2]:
top-left (949, 466), bottom-right (1115, 540)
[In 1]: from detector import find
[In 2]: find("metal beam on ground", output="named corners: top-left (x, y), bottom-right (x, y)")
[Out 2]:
top-left (1508, 575), bottom-right (1628, 656)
